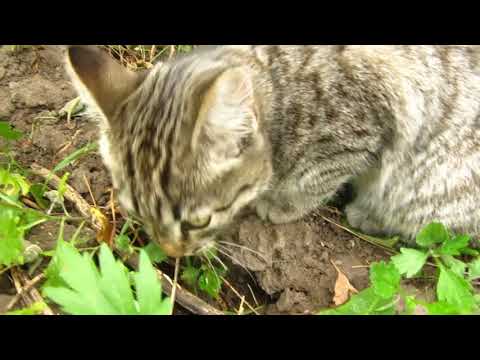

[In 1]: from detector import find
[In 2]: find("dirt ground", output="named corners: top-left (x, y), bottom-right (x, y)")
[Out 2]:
top-left (0, 45), bottom-right (423, 315)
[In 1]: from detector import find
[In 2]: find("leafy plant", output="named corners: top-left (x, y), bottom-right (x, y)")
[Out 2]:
top-left (0, 121), bottom-right (23, 141)
top-left (43, 239), bottom-right (172, 315)
top-left (320, 222), bottom-right (480, 315)
top-left (0, 156), bottom-right (47, 266)
top-left (5, 302), bottom-right (47, 315)
top-left (181, 251), bottom-right (227, 299)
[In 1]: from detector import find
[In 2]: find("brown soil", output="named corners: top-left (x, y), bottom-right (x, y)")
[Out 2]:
top-left (0, 45), bottom-right (424, 315)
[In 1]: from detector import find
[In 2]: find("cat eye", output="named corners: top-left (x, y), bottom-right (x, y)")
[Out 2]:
top-left (181, 215), bottom-right (212, 233)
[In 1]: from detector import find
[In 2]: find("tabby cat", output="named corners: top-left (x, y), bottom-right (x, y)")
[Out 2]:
top-left (65, 45), bottom-right (480, 257)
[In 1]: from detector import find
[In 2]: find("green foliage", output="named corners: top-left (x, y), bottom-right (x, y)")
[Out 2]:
top-left (392, 248), bottom-right (429, 278)
top-left (0, 166), bottom-right (47, 266)
top-left (144, 242), bottom-right (167, 264)
top-left (416, 222), bottom-right (449, 247)
top-left (0, 168), bottom-right (30, 199)
top-left (437, 265), bottom-right (475, 312)
top-left (43, 240), bottom-right (172, 315)
top-left (370, 262), bottom-right (401, 299)
top-left (320, 287), bottom-right (397, 315)
top-left (468, 258), bottom-right (480, 280)
top-left (0, 206), bottom-right (26, 266)
top-left (5, 302), bottom-right (47, 315)
top-left (52, 143), bottom-right (98, 174)
top-left (0, 121), bottom-right (23, 141)
top-left (181, 252), bottom-right (227, 299)
top-left (319, 222), bottom-right (480, 315)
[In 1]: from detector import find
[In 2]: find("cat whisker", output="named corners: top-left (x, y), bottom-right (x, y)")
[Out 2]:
top-left (218, 240), bottom-right (268, 263)
top-left (215, 245), bottom-right (257, 283)
top-left (205, 248), bottom-right (229, 271)
top-left (201, 252), bottom-right (220, 280)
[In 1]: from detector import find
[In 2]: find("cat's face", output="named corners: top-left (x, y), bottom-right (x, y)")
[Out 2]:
top-left (66, 46), bottom-right (271, 257)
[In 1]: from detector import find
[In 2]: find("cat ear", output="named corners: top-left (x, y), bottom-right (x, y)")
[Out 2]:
top-left (65, 45), bottom-right (146, 119)
top-left (195, 66), bottom-right (258, 158)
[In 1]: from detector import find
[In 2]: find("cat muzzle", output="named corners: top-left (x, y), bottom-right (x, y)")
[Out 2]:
top-left (159, 242), bottom-right (186, 258)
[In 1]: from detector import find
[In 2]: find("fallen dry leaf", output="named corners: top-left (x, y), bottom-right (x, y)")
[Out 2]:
top-left (91, 207), bottom-right (114, 247)
top-left (331, 260), bottom-right (359, 306)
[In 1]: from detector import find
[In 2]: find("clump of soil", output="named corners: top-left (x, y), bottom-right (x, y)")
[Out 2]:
top-left (0, 45), bottom-right (409, 314)
top-left (233, 211), bottom-right (388, 314)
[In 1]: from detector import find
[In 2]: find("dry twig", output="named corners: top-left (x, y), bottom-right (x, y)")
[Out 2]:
top-left (9, 268), bottom-right (54, 315)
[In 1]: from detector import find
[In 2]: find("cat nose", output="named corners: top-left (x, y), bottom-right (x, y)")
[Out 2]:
top-left (160, 242), bottom-right (185, 258)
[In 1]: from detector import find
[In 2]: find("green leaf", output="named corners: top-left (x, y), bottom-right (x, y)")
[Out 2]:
top-left (437, 265), bottom-right (476, 312)
top-left (416, 222), bottom-right (449, 247)
top-left (0, 121), bottom-right (23, 141)
top-left (10, 173), bottom-right (30, 196)
top-left (198, 267), bottom-right (223, 299)
top-left (370, 261), bottom-right (401, 299)
top-left (52, 143), bottom-right (98, 174)
top-left (439, 235), bottom-right (471, 256)
top-left (0, 169), bottom-right (30, 199)
top-left (0, 207), bottom-right (25, 266)
top-left (441, 256), bottom-right (467, 278)
top-left (319, 287), bottom-right (396, 315)
top-left (43, 240), bottom-right (117, 315)
top-left (115, 234), bottom-right (133, 254)
top-left (5, 302), bottom-right (46, 315)
top-left (98, 244), bottom-right (136, 314)
top-left (134, 250), bottom-right (172, 315)
top-left (181, 265), bottom-right (201, 288)
top-left (424, 301), bottom-right (466, 315)
top-left (29, 183), bottom-right (49, 209)
top-left (144, 242), bottom-right (167, 264)
top-left (57, 172), bottom-right (70, 199)
top-left (43, 240), bottom-right (171, 315)
top-left (403, 295), bottom-right (418, 315)
top-left (392, 248), bottom-right (429, 278)
top-left (460, 248), bottom-right (480, 256)
top-left (468, 258), bottom-right (480, 280)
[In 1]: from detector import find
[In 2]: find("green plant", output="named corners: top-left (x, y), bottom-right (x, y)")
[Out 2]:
top-left (5, 302), bottom-right (47, 315)
top-left (320, 222), bottom-right (480, 315)
top-left (0, 124), bottom-right (49, 266)
top-left (43, 232), bottom-right (172, 315)
top-left (181, 250), bottom-right (227, 299)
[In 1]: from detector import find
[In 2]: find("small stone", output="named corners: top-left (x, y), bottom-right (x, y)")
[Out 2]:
top-left (23, 240), bottom-right (43, 263)
top-left (0, 67), bottom-right (5, 80)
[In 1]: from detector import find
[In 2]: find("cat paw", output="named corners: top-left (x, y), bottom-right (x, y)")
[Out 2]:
top-left (345, 203), bottom-right (382, 235)
top-left (254, 199), bottom-right (300, 224)
top-left (254, 198), bottom-right (272, 222)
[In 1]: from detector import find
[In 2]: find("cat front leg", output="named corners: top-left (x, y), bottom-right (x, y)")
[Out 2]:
top-left (345, 201), bottom-right (385, 236)
top-left (254, 190), bottom-right (323, 224)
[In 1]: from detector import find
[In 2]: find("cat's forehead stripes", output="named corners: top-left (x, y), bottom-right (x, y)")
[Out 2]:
top-left (116, 54), bottom-right (218, 221)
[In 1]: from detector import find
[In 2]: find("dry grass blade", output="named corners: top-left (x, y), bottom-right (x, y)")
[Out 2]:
top-left (319, 214), bottom-right (398, 254)
top-left (10, 269), bottom-right (54, 315)
top-left (6, 273), bottom-right (45, 311)
top-left (171, 258), bottom-right (180, 314)
top-left (30, 163), bottom-right (101, 231)
top-left (220, 277), bottom-right (259, 315)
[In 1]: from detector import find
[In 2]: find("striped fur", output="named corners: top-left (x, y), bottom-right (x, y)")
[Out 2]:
top-left (66, 45), bottom-right (480, 256)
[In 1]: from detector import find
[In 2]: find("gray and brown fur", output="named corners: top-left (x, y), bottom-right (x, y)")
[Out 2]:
top-left (65, 45), bottom-right (480, 257)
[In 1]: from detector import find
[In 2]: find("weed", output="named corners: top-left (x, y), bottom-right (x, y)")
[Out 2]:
top-left (319, 222), bottom-right (480, 315)
top-left (42, 231), bottom-right (172, 315)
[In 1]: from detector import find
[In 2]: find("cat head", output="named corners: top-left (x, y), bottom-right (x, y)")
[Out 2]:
top-left (65, 45), bottom-right (271, 257)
